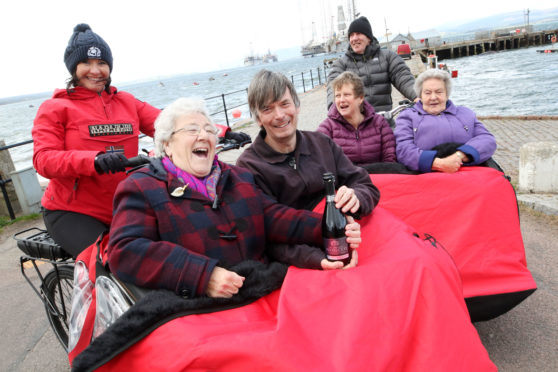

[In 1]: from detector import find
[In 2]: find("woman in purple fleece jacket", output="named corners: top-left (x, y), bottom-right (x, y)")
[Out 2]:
top-left (394, 69), bottom-right (497, 173)
top-left (318, 71), bottom-right (397, 172)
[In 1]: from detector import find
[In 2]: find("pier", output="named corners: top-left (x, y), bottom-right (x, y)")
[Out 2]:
top-left (414, 29), bottom-right (558, 61)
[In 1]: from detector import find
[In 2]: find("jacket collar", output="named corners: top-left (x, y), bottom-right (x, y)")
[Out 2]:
top-left (414, 99), bottom-right (457, 116)
top-left (346, 39), bottom-right (380, 60)
top-left (252, 129), bottom-right (311, 164)
top-left (52, 85), bottom-right (117, 100)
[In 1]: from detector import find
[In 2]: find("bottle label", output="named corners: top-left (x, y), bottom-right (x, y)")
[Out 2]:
top-left (324, 237), bottom-right (349, 260)
top-left (326, 195), bottom-right (335, 202)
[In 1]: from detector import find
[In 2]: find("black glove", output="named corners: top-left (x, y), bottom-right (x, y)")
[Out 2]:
top-left (224, 130), bottom-right (251, 143)
top-left (94, 153), bottom-right (128, 174)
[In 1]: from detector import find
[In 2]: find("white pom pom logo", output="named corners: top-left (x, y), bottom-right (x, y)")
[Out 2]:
top-left (87, 46), bottom-right (101, 58)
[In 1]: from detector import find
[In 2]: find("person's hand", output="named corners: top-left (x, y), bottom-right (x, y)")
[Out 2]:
top-left (455, 150), bottom-right (469, 163)
top-left (413, 97), bottom-right (420, 103)
top-left (94, 153), bottom-right (128, 174)
top-left (320, 259), bottom-right (344, 270)
top-left (344, 215), bottom-right (361, 250)
top-left (320, 249), bottom-right (358, 270)
top-left (343, 249), bottom-right (358, 269)
top-left (206, 266), bottom-right (245, 298)
top-left (335, 186), bottom-right (360, 214)
top-left (224, 130), bottom-right (251, 144)
top-left (432, 153), bottom-right (463, 173)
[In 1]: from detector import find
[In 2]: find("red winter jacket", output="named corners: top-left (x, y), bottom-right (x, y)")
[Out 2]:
top-left (32, 86), bottom-right (159, 225)
top-left (317, 100), bottom-right (396, 165)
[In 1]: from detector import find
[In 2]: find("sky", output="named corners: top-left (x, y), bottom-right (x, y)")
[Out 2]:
top-left (0, 0), bottom-right (556, 99)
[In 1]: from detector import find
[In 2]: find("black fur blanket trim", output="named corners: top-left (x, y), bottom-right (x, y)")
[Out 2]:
top-left (72, 260), bottom-right (288, 372)
top-left (361, 162), bottom-right (418, 174)
top-left (431, 142), bottom-right (463, 158)
top-left (362, 143), bottom-right (503, 174)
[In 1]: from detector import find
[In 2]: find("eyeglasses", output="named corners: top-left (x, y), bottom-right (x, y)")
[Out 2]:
top-left (171, 124), bottom-right (219, 137)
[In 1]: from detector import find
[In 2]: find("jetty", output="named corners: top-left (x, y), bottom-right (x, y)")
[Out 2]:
top-left (413, 29), bottom-right (558, 61)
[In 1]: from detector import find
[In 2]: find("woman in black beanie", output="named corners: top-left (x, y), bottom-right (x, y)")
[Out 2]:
top-left (32, 23), bottom-right (161, 257)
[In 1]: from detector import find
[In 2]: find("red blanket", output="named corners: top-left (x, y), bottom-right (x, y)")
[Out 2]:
top-left (96, 208), bottom-right (495, 371)
top-left (371, 167), bottom-right (536, 320)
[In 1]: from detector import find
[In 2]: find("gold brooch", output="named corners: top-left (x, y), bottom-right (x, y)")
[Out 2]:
top-left (170, 184), bottom-right (189, 197)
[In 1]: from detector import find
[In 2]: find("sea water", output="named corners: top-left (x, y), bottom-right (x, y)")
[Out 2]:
top-left (1, 45), bottom-right (557, 171)
top-left (449, 46), bottom-right (558, 116)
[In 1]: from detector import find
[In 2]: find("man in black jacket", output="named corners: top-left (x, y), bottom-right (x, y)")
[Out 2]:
top-left (326, 16), bottom-right (417, 111)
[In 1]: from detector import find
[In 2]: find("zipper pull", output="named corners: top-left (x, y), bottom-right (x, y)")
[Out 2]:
top-left (288, 156), bottom-right (296, 170)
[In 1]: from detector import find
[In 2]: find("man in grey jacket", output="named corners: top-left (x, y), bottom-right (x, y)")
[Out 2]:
top-left (327, 16), bottom-right (417, 112)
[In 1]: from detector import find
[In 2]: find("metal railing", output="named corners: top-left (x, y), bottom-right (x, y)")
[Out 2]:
top-left (205, 88), bottom-right (249, 127)
top-left (0, 65), bottom-right (331, 219)
top-left (290, 66), bottom-right (328, 94)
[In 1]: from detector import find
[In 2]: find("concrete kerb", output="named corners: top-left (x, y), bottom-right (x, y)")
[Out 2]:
top-left (517, 141), bottom-right (558, 215)
top-left (517, 194), bottom-right (558, 216)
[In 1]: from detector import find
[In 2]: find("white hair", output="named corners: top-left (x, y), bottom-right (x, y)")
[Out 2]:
top-left (414, 69), bottom-right (452, 98)
top-left (153, 97), bottom-right (212, 157)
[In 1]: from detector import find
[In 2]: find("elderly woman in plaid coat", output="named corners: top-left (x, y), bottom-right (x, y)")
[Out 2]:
top-left (107, 98), bottom-right (361, 299)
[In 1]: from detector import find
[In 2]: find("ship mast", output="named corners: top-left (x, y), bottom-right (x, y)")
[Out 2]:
top-left (347, 0), bottom-right (358, 22)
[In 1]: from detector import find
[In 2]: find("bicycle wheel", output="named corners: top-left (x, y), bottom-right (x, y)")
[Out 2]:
top-left (42, 265), bottom-right (74, 351)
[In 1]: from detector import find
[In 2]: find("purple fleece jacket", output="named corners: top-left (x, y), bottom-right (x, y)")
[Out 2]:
top-left (394, 100), bottom-right (497, 172)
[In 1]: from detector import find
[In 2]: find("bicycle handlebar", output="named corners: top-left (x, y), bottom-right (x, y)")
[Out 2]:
top-left (377, 100), bottom-right (415, 129)
top-left (124, 154), bottom-right (152, 168)
top-left (216, 138), bottom-right (252, 153)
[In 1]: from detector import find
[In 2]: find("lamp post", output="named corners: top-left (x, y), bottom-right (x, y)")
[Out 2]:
top-left (384, 18), bottom-right (392, 51)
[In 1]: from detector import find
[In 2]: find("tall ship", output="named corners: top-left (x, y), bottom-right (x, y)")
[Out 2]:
top-left (300, 2), bottom-right (356, 57)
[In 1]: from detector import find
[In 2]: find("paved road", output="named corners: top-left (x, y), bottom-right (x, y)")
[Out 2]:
top-left (1, 219), bottom-right (70, 372)
top-left (1, 85), bottom-right (557, 371)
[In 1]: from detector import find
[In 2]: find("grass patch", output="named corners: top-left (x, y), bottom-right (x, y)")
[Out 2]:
top-left (518, 203), bottom-right (558, 224)
top-left (0, 213), bottom-right (41, 232)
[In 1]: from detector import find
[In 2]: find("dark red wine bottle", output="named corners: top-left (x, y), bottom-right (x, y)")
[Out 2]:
top-left (322, 173), bottom-right (350, 265)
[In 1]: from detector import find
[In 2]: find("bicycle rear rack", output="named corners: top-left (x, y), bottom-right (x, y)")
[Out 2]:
top-left (14, 228), bottom-right (74, 324)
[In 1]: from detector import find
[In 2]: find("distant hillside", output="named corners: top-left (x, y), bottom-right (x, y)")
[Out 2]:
top-left (0, 91), bottom-right (50, 106)
top-left (434, 6), bottom-right (558, 34)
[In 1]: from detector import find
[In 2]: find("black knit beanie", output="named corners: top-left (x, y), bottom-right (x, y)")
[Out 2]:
top-left (64, 24), bottom-right (113, 73)
top-left (348, 17), bottom-right (373, 41)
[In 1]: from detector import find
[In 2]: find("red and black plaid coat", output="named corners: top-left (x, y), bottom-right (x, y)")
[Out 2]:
top-left (108, 159), bottom-right (323, 298)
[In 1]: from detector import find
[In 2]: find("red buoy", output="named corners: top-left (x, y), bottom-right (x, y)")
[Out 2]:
top-left (232, 109), bottom-right (242, 119)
